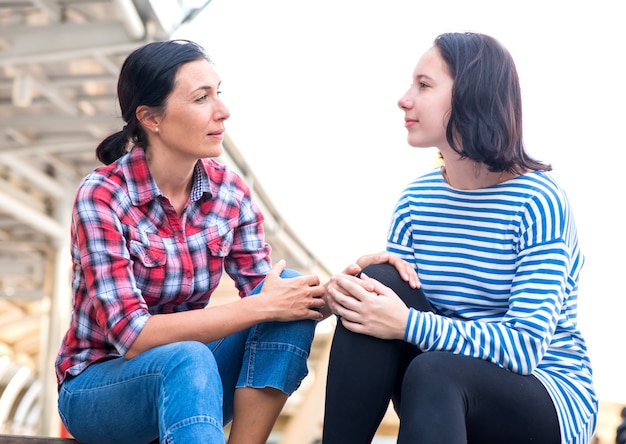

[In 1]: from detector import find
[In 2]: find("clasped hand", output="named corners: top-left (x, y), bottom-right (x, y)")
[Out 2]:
top-left (326, 252), bottom-right (419, 340)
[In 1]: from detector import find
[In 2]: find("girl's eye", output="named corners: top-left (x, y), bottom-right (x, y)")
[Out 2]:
top-left (419, 82), bottom-right (429, 88)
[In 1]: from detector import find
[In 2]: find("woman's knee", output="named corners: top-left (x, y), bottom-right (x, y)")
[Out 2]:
top-left (160, 341), bottom-right (220, 391)
top-left (250, 268), bottom-right (302, 296)
top-left (258, 318), bottom-right (317, 354)
top-left (280, 268), bottom-right (302, 279)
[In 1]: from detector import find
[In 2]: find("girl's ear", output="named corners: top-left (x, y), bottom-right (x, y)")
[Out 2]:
top-left (136, 105), bottom-right (160, 132)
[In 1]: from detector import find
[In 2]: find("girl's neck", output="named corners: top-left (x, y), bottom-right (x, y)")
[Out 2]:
top-left (440, 160), bottom-right (506, 190)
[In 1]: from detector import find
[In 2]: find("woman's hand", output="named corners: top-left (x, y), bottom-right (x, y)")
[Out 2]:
top-left (258, 260), bottom-right (326, 321)
top-left (342, 252), bottom-right (420, 289)
top-left (327, 272), bottom-right (409, 340)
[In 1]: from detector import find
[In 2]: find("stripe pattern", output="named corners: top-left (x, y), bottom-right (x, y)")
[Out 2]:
top-left (388, 168), bottom-right (597, 443)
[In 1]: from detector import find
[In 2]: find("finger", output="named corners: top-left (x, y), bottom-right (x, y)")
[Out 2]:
top-left (387, 255), bottom-right (420, 288)
top-left (339, 314), bottom-right (365, 332)
top-left (341, 263), bottom-right (362, 276)
top-left (266, 259), bottom-right (287, 282)
top-left (355, 251), bottom-right (389, 269)
top-left (299, 273), bottom-right (321, 287)
top-left (332, 278), bottom-right (372, 303)
top-left (300, 295), bottom-right (326, 321)
top-left (309, 297), bottom-right (326, 310)
top-left (359, 272), bottom-right (392, 296)
top-left (331, 287), bottom-right (362, 317)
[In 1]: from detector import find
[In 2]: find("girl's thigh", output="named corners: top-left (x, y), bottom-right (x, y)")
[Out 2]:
top-left (400, 352), bottom-right (560, 444)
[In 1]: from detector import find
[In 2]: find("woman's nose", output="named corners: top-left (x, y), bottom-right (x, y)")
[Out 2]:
top-left (216, 99), bottom-right (230, 121)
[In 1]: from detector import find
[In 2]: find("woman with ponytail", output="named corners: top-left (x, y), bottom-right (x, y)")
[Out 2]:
top-left (55, 39), bottom-right (327, 444)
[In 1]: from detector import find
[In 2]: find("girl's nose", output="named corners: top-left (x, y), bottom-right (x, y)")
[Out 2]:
top-left (398, 94), bottom-right (412, 110)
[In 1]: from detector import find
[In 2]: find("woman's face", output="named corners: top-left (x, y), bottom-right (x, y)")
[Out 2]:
top-left (397, 46), bottom-right (453, 150)
top-left (154, 59), bottom-right (230, 160)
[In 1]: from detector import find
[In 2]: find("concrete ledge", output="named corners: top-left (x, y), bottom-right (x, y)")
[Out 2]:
top-left (0, 436), bottom-right (77, 443)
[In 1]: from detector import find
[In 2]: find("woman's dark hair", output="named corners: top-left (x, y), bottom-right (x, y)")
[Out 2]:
top-left (434, 32), bottom-right (550, 174)
top-left (96, 39), bottom-right (210, 165)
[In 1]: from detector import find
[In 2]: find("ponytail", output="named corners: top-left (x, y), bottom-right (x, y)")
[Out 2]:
top-left (96, 131), bottom-right (129, 165)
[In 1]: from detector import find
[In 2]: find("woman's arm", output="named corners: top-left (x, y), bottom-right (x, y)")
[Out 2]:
top-left (127, 260), bottom-right (325, 358)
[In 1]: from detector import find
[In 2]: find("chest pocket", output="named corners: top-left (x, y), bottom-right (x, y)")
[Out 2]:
top-left (206, 225), bottom-right (233, 258)
top-left (128, 229), bottom-right (167, 267)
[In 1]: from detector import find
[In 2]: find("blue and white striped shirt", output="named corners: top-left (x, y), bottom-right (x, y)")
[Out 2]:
top-left (387, 168), bottom-right (597, 444)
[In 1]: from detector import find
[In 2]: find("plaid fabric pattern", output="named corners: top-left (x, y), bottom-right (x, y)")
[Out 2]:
top-left (55, 147), bottom-right (271, 385)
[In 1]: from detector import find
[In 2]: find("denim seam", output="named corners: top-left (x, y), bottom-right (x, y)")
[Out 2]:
top-left (62, 372), bottom-right (162, 394)
top-left (164, 415), bottom-right (222, 443)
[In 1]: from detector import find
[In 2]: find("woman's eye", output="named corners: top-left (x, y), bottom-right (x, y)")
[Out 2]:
top-left (419, 82), bottom-right (429, 88)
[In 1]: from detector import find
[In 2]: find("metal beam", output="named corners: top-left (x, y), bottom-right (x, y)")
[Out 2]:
top-left (0, 154), bottom-right (67, 198)
top-left (0, 22), bottom-right (145, 67)
top-left (0, 191), bottom-right (62, 240)
top-left (0, 114), bottom-right (119, 131)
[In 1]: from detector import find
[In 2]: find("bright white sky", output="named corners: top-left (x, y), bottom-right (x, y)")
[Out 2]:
top-left (177, 0), bottom-right (625, 404)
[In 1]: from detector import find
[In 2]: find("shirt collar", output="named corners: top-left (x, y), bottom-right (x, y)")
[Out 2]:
top-left (120, 147), bottom-right (212, 207)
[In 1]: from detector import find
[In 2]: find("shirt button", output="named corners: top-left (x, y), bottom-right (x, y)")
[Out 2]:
top-left (185, 271), bottom-right (193, 278)
top-left (177, 237), bottom-right (185, 243)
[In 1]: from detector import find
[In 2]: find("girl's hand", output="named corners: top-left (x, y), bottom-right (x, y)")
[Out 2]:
top-left (342, 252), bottom-right (420, 289)
top-left (327, 272), bottom-right (409, 340)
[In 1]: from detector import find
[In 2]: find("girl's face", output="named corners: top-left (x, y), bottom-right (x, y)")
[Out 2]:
top-left (153, 59), bottom-right (230, 161)
top-left (397, 46), bottom-right (454, 150)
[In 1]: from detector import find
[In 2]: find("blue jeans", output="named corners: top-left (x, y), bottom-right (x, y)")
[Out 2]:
top-left (58, 270), bottom-right (317, 444)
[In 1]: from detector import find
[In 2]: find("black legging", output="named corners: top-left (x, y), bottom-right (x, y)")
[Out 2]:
top-left (322, 263), bottom-right (560, 444)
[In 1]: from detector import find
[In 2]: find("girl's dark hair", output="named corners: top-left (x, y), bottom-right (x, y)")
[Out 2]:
top-left (96, 39), bottom-right (210, 165)
top-left (434, 32), bottom-right (550, 174)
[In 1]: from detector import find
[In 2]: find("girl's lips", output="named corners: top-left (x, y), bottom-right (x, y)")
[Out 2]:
top-left (404, 119), bottom-right (418, 128)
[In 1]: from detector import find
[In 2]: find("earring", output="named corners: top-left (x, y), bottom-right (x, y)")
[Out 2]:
top-left (155, 127), bottom-right (159, 133)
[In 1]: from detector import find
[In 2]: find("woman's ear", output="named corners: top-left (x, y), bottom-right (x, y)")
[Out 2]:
top-left (136, 105), bottom-right (160, 133)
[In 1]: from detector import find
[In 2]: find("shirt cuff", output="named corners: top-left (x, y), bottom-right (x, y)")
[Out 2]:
top-left (404, 307), bottom-right (420, 344)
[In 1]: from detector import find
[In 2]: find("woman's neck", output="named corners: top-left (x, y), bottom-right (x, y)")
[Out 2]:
top-left (145, 148), bottom-right (195, 214)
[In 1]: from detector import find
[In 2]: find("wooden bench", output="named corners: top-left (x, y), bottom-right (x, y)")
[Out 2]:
top-left (0, 436), bottom-right (78, 443)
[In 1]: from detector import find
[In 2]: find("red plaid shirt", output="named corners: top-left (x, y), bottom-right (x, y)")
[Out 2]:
top-left (55, 147), bottom-right (271, 386)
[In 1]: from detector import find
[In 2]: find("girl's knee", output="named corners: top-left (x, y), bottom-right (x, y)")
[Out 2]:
top-left (404, 352), bottom-right (467, 393)
top-left (361, 262), bottom-right (401, 283)
top-left (361, 263), bottom-right (431, 311)
top-left (407, 352), bottom-right (453, 376)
